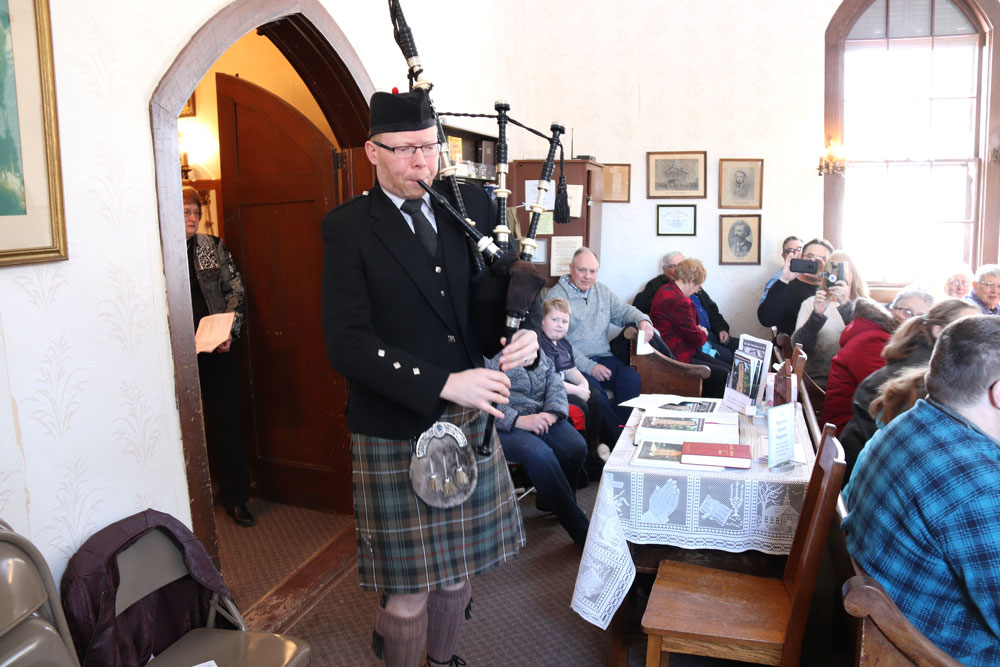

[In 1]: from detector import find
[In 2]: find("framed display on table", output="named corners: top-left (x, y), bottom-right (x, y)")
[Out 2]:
top-left (646, 151), bottom-right (706, 199)
top-left (656, 205), bottom-right (696, 236)
top-left (719, 214), bottom-right (761, 265)
top-left (719, 158), bottom-right (763, 209)
top-left (0, 0), bottom-right (65, 267)
top-left (603, 163), bottom-right (631, 202)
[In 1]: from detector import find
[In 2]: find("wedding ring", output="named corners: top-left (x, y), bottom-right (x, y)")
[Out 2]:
top-left (523, 356), bottom-right (531, 365)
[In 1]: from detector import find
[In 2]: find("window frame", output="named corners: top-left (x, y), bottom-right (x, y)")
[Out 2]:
top-left (825, 0), bottom-right (1000, 279)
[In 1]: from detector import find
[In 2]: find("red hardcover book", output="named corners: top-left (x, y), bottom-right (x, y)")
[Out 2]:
top-left (680, 441), bottom-right (752, 468)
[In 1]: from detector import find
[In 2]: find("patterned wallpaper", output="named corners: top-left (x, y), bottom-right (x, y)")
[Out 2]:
top-left (0, 0), bottom-right (841, 583)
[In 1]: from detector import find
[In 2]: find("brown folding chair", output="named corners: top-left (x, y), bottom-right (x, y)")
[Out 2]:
top-left (641, 427), bottom-right (846, 666)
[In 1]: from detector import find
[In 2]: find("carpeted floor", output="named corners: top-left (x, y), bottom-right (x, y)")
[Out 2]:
top-left (214, 498), bottom-right (353, 609)
top-left (218, 485), bottom-right (848, 666)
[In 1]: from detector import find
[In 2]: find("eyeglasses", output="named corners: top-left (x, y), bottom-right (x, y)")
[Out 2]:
top-left (183, 207), bottom-right (200, 217)
top-left (892, 306), bottom-right (919, 319)
top-left (372, 141), bottom-right (442, 158)
top-left (782, 247), bottom-right (803, 256)
top-left (979, 281), bottom-right (1000, 290)
top-left (802, 253), bottom-right (828, 262)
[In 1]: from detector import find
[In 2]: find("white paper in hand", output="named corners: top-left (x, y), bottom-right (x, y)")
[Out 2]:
top-left (635, 333), bottom-right (654, 356)
top-left (195, 312), bottom-right (235, 353)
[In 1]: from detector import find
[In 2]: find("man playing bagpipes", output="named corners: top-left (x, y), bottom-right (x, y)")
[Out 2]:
top-left (321, 88), bottom-right (538, 667)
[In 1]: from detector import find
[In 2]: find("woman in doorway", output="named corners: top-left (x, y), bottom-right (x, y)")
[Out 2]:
top-left (185, 186), bottom-right (254, 527)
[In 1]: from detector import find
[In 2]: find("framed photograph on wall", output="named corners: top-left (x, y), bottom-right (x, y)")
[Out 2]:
top-left (719, 158), bottom-right (763, 209)
top-left (657, 205), bottom-right (696, 236)
top-left (646, 151), bottom-right (707, 199)
top-left (0, 0), bottom-right (66, 267)
top-left (180, 93), bottom-right (196, 118)
top-left (603, 163), bottom-right (631, 202)
top-left (719, 214), bottom-right (761, 265)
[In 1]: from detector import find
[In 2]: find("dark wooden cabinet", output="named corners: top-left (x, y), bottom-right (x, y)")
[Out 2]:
top-left (509, 159), bottom-right (603, 287)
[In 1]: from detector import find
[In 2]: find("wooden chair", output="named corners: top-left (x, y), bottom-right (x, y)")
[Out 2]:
top-left (623, 327), bottom-right (710, 397)
top-left (775, 332), bottom-right (793, 365)
top-left (641, 428), bottom-right (846, 666)
top-left (803, 373), bottom-right (826, 424)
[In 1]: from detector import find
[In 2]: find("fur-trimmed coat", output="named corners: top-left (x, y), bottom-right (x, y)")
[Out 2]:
top-left (822, 298), bottom-right (898, 432)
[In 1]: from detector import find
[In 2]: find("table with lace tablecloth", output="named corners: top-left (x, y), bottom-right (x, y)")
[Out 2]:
top-left (571, 403), bottom-right (815, 629)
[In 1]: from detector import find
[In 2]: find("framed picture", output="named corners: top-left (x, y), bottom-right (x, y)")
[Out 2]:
top-left (646, 151), bottom-right (707, 199)
top-left (603, 163), bottom-right (631, 203)
top-left (719, 214), bottom-right (761, 265)
top-left (0, 0), bottom-right (65, 267)
top-left (719, 158), bottom-right (763, 209)
top-left (657, 205), bottom-right (696, 236)
top-left (180, 93), bottom-right (196, 118)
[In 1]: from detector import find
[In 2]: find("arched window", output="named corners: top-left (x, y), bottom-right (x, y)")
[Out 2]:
top-left (825, 0), bottom-right (1000, 284)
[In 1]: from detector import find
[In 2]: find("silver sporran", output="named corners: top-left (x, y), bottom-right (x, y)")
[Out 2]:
top-left (409, 421), bottom-right (478, 508)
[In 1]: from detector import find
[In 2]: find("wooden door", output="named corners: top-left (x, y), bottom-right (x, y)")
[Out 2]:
top-left (216, 72), bottom-right (353, 513)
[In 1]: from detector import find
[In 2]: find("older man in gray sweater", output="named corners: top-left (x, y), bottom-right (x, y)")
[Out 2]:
top-left (547, 247), bottom-right (654, 443)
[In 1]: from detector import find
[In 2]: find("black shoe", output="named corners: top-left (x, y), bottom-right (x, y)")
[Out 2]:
top-left (427, 656), bottom-right (466, 666)
top-left (227, 503), bottom-right (255, 527)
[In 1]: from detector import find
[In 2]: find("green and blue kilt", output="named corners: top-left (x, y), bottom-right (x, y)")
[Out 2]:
top-left (351, 404), bottom-right (525, 594)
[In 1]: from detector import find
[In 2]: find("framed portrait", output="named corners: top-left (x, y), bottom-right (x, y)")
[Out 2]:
top-left (719, 214), bottom-right (761, 265)
top-left (603, 163), bottom-right (631, 203)
top-left (180, 92), bottom-right (196, 118)
top-left (646, 151), bottom-right (706, 199)
top-left (0, 0), bottom-right (65, 267)
top-left (656, 205), bottom-right (696, 236)
top-left (719, 158), bottom-right (763, 209)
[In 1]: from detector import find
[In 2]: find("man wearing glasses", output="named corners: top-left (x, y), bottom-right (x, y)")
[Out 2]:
top-left (757, 237), bottom-right (834, 335)
top-left (967, 264), bottom-right (1000, 315)
top-left (321, 89), bottom-right (534, 667)
top-left (759, 236), bottom-right (804, 305)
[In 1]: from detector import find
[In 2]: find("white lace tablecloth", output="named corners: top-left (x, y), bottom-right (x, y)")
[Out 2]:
top-left (572, 403), bottom-right (814, 629)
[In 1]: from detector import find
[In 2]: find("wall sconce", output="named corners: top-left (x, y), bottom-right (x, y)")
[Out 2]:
top-left (817, 139), bottom-right (846, 176)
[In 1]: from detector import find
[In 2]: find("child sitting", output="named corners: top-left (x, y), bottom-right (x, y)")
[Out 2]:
top-left (538, 297), bottom-right (609, 472)
top-left (485, 337), bottom-right (590, 546)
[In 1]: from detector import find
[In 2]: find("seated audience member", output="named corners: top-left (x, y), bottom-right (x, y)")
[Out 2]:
top-left (759, 235), bottom-right (804, 305)
top-left (843, 315), bottom-right (1000, 664)
top-left (634, 251), bottom-right (738, 363)
top-left (822, 287), bottom-right (934, 433)
top-left (538, 297), bottom-right (608, 471)
top-left (967, 263), bottom-right (1000, 315)
top-left (790, 251), bottom-right (866, 388)
top-left (867, 366), bottom-right (928, 427)
top-left (649, 258), bottom-right (731, 398)
top-left (839, 299), bottom-right (979, 479)
top-left (941, 263), bottom-right (973, 299)
top-left (757, 238), bottom-right (833, 334)
top-left (485, 348), bottom-right (590, 546)
top-left (547, 247), bottom-right (655, 441)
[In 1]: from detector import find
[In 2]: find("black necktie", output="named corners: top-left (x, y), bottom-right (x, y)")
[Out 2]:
top-left (401, 199), bottom-right (437, 257)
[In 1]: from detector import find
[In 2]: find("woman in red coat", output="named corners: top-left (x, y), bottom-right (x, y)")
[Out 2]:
top-left (822, 288), bottom-right (932, 433)
top-left (650, 258), bottom-right (730, 397)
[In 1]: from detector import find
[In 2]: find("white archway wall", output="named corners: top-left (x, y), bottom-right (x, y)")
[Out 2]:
top-left (0, 0), bottom-right (841, 582)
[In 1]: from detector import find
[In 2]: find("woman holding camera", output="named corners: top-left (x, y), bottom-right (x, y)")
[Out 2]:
top-left (790, 251), bottom-right (867, 389)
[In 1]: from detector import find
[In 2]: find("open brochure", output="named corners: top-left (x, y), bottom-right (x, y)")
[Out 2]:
top-left (722, 350), bottom-right (759, 413)
top-left (195, 312), bottom-right (235, 354)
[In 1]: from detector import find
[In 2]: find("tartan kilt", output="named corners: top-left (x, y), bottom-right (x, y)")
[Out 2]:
top-left (351, 404), bottom-right (525, 594)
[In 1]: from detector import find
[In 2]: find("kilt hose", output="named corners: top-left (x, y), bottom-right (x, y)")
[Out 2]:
top-left (351, 404), bottom-right (525, 594)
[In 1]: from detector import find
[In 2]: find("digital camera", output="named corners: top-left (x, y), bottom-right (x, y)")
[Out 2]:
top-left (819, 262), bottom-right (846, 286)
top-left (789, 258), bottom-right (819, 274)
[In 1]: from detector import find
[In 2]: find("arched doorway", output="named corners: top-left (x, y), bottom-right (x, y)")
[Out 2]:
top-left (149, 0), bottom-right (372, 569)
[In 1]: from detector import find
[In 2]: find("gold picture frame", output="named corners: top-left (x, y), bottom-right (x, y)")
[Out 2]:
top-left (719, 158), bottom-right (763, 209)
top-left (646, 151), bottom-right (707, 199)
top-left (0, 0), bottom-right (65, 267)
top-left (603, 163), bottom-right (631, 203)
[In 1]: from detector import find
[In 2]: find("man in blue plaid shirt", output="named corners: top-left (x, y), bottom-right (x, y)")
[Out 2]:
top-left (843, 315), bottom-right (1000, 664)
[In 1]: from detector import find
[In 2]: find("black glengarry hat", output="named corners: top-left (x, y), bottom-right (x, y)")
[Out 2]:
top-left (368, 89), bottom-right (436, 137)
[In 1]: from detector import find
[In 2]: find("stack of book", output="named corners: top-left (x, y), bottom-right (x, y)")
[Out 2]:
top-left (722, 334), bottom-right (773, 415)
top-left (631, 408), bottom-right (749, 470)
